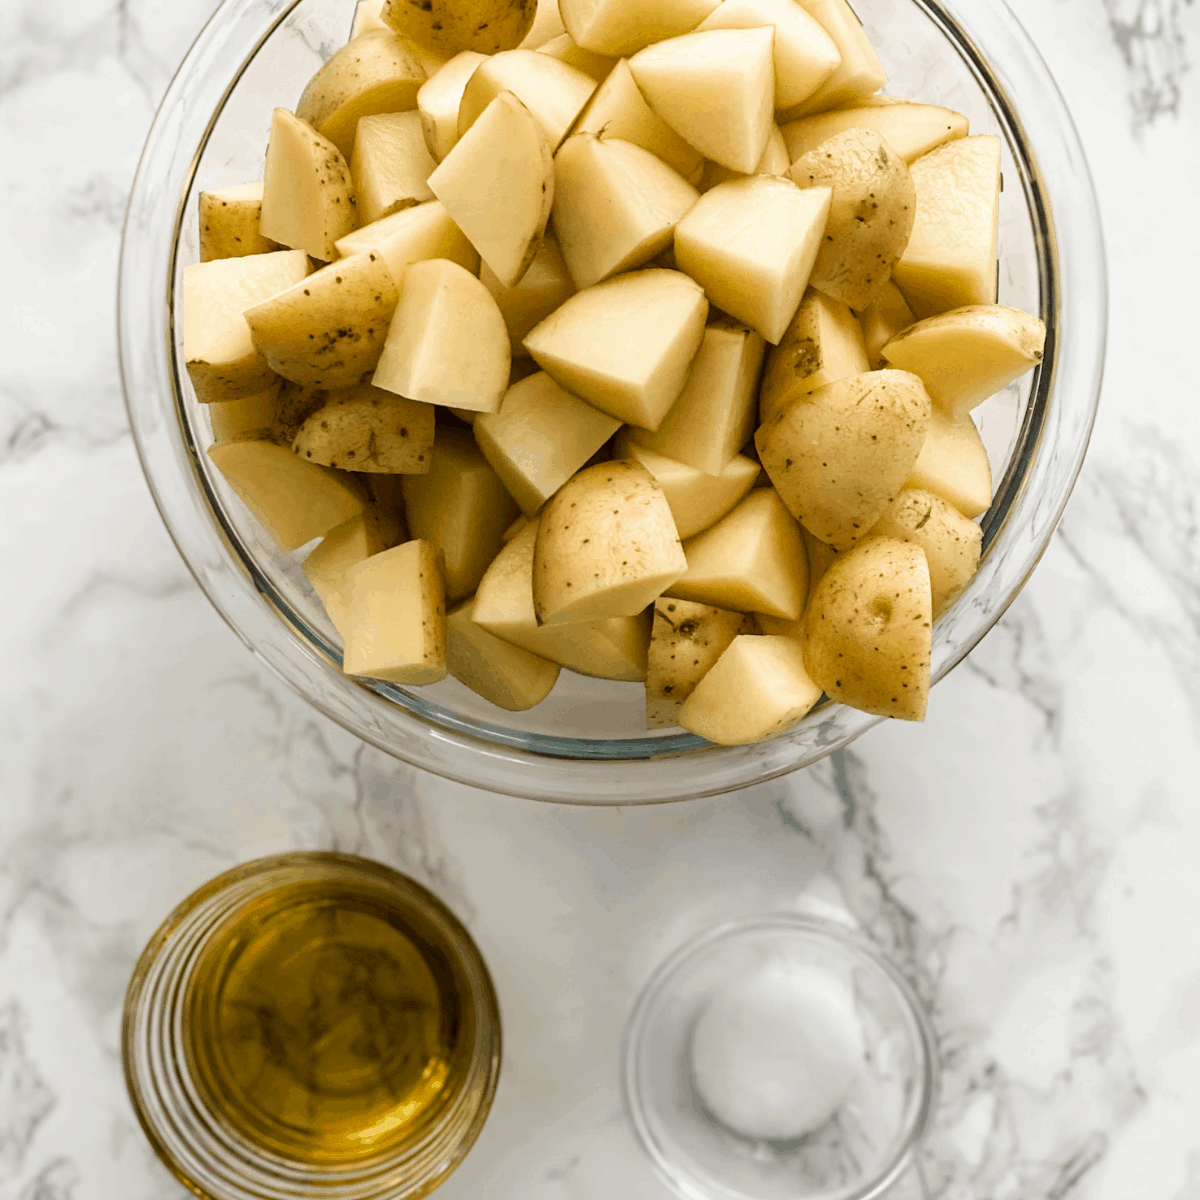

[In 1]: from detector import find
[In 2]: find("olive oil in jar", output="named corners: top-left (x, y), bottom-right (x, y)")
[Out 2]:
top-left (184, 874), bottom-right (479, 1165)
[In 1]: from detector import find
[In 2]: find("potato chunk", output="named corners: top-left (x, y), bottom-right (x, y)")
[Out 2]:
top-left (788, 128), bottom-right (916, 311)
top-left (756, 370), bottom-right (931, 550)
top-left (803, 536), bottom-right (931, 721)
top-left (341, 539), bottom-right (447, 684)
top-left (858, 281), bottom-right (915, 370)
top-left (416, 52), bottom-right (488, 161)
top-left (334, 200), bottom-right (479, 283)
top-left (198, 182), bottom-right (278, 262)
top-left (782, 98), bottom-right (968, 165)
top-left (533, 460), bottom-right (687, 625)
top-left (350, 111), bottom-right (436, 224)
top-left (646, 598), bottom-right (751, 728)
top-left (536, 33), bottom-right (618, 81)
top-left (447, 596), bottom-right (560, 710)
top-left (245, 251), bottom-right (399, 389)
top-left (674, 175), bottom-right (831, 344)
top-left (780, 0), bottom-right (886, 118)
top-left (559, 0), bottom-right (720, 57)
top-left (679, 635), bottom-right (822, 744)
top-left (303, 512), bottom-right (388, 633)
top-left (481, 233), bottom-right (576, 356)
top-left (382, 0), bottom-right (537, 57)
top-left (293, 385), bottom-right (435, 473)
top-left (260, 109), bottom-right (357, 261)
top-left (207, 382), bottom-right (281, 444)
top-left (905, 407), bottom-right (992, 520)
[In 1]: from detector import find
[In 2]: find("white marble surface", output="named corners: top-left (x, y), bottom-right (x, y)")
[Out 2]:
top-left (2, 0), bottom-right (1200, 1196)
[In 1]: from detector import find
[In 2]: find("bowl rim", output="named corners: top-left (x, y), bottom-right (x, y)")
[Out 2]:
top-left (118, 0), bottom-right (1106, 804)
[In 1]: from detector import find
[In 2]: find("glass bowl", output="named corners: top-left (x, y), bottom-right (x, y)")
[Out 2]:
top-left (621, 913), bottom-right (939, 1200)
top-left (119, 0), bottom-right (1105, 804)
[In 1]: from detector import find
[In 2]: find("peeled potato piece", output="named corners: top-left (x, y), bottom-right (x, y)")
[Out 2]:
top-left (521, 0), bottom-right (568, 47)
top-left (759, 288), bottom-right (869, 425)
top-left (674, 175), bottom-right (831, 344)
top-left (260, 109), bottom-right (357, 261)
top-left (335, 200), bottom-right (479, 283)
top-left (381, 0), bottom-right (538, 57)
top-left (666, 487), bottom-right (808, 619)
top-left (474, 521), bottom-right (652, 680)
top-left (573, 58), bottom-right (704, 180)
top-left (208, 382), bottom-right (281, 444)
top-left (208, 440), bottom-right (366, 551)
top-left (679, 635), bottom-right (822, 744)
top-left (523, 269), bottom-right (709, 430)
top-left (536, 33), bottom-right (618, 81)
top-left (782, 98), bottom-right (968, 165)
top-left (559, 0), bottom-right (720, 57)
top-left (552, 133), bottom-right (699, 290)
top-left (352, 0), bottom-right (390, 38)
top-left (373, 258), bottom-right (511, 413)
top-left (892, 135), bottom-right (1001, 318)
top-left (401, 426), bottom-right (518, 601)
top-left (696, 0), bottom-right (840, 111)
top-left (245, 251), bottom-right (399, 389)
top-left (430, 91), bottom-right (554, 289)
top-left (646, 598), bottom-right (753, 728)
top-left (481, 233), bottom-right (576, 356)
top-left (696, 124), bottom-right (789, 192)
top-left (859, 280), bottom-right (915, 370)
top-left (781, 0), bottom-right (886, 118)
top-left (342, 539), bottom-right (447, 684)
top-left (198, 182), bottom-right (278, 262)
top-left (869, 488), bottom-right (981, 616)
top-left (629, 28), bottom-right (775, 174)
top-left (756, 370), bottom-right (931, 550)
top-left (417, 51), bottom-right (488, 161)
top-left (788, 128), bottom-right (916, 311)
top-left (803, 536), bottom-right (931, 721)
top-left (447, 596), bottom-right (560, 709)
top-left (293, 385), bottom-right (435, 473)
top-left (474, 372), bottom-right (620, 515)
top-left (906, 406), bottom-right (992, 520)
top-left (183, 250), bottom-right (310, 403)
top-left (533, 460), bottom-right (687, 625)
top-left (882, 304), bottom-right (1046, 418)
top-left (615, 438), bottom-right (760, 540)
top-left (303, 511), bottom-right (387, 634)
top-left (351, 111), bottom-right (436, 225)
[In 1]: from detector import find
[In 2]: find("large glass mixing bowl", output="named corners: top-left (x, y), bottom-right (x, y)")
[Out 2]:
top-left (119, 0), bottom-right (1105, 804)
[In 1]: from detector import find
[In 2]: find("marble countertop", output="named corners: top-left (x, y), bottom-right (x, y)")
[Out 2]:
top-left (3, 0), bottom-right (1200, 1196)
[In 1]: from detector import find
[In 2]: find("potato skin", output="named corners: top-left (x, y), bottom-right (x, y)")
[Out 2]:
top-left (788, 128), bottom-right (916, 311)
top-left (293, 385), bottom-right (435, 473)
top-left (383, 0), bottom-right (537, 57)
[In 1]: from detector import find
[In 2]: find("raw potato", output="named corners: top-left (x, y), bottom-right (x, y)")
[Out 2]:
top-left (474, 521), bottom-right (652, 679)
top-left (244, 251), bottom-right (399, 388)
top-left (481, 233), bottom-right (576, 355)
top-left (208, 440), bottom-right (365, 551)
top-left (533, 460), bottom-right (687, 625)
top-left (780, 0), bottom-right (886, 118)
top-left (614, 438), bottom-right (760, 539)
top-left (198, 182), bottom-right (278, 262)
top-left (646, 598), bottom-right (751, 727)
top-left (696, 0), bottom-right (840, 110)
top-left (625, 319), bottom-right (764, 475)
top-left (359, 474), bottom-right (410, 548)
top-left (552, 133), bottom-right (699, 290)
top-left (674, 175), bottom-right (831, 344)
top-left (536, 33), bottom-right (618, 81)
top-left (756, 369), bottom-right (931, 550)
top-left (882, 304), bottom-right (1046, 417)
top-left (559, 0), bottom-right (720, 57)
top-left (429, 91), bottom-right (554, 289)
top-left (678, 635), bottom-right (822, 744)
top-left (303, 511), bottom-right (387, 634)
top-left (401, 426), bottom-right (518, 601)
top-left (869, 488), bottom-right (981, 616)
top-left (447, 597), bottom-right (561, 709)
top-left (474, 372), bottom-right (621, 515)
top-left (295, 30), bottom-right (426, 159)
top-left (696, 124), bottom-right (789, 191)
top-left (382, 0), bottom-right (537, 57)
top-left (906, 406), bottom-right (992, 520)
top-left (183, 250), bottom-right (310, 403)
top-left (457, 51), bottom-right (597, 148)
top-left (521, 0), bottom-right (568, 47)
top-left (351, 110), bottom-right (436, 224)
top-left (782, 98), bottom-right (969, 165)
top-left (334, 199), bottom-right (479, 283)
top-left (373, 258), bottom-right (511, 413)
top-left (417, 51), bottom-right (488, 160)
top-left (341, 539), bottom-right (448, 684)
top-left (293, 385), bottom-right (435, 472)
top-left (666, 487), bottom-right (809, 619)
top-left (759, 288), bottom-right (869, 425)
top-left (803, 536), bottom-right (932, 720)
top-left (260, 108), bottom-right (357, 261)
top-left (208, 382), bottom-right (280, 443)
top-left (524, 269), bottom-right (709, 430)
top-left (352, 0), bottom-right (390, 38)
top-left (573, 57), bottom-right (704, 180)
top-left (629, 28), bottom-right (775, 174)
top-left (859, 280), bottom-right (915, 369)
top-left (892, 135), bottom-right (1001, 317)
top-left (788, 128), bottom-right (916, 311)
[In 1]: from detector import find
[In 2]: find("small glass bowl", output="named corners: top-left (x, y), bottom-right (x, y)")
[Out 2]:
top-left (118, 0), bottom-right (1106, 803)
top-left (122, 852), bottom-right (502, 1200)
top-left (621, 914), bottom-right (939, 1200)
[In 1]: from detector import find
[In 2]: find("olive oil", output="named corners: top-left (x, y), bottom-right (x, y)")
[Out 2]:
top-left (184, 875), bottom-right (478, 1165)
